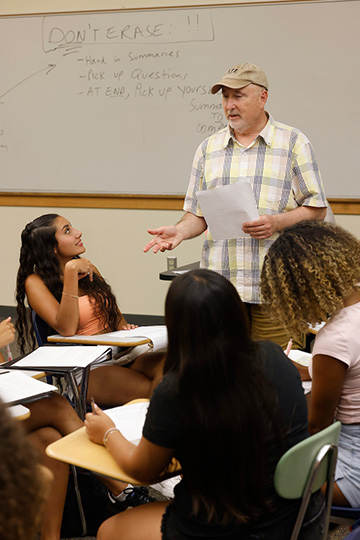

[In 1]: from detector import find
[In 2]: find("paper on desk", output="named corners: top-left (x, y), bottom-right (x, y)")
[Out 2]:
top-left (49, 326), bottom-right (168, 352)
top-left (0, 370), bottom-right (57, 406)
top-left (287, 351), bottom-right (312, 395)
top-left (196, 182), bottom-right (259, 240)
top-left (288, 350), bottom-right (311, 367)
top-left (106, 402), bottom-right (149, 445)
top-left (105, 326), bottom-right (168, 351)
top-left (13, 345), bottom-right (110, 368)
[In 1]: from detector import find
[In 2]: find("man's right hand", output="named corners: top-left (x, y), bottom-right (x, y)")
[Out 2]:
top-left (143, 226), bottom-right (183, 254)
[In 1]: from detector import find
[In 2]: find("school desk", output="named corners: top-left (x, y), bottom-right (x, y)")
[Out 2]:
top-left (46, 399), bottom-right (181, 485)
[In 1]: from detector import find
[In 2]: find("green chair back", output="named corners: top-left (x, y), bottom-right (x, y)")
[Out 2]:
top-left (274, 421), bottom-right (341, 540)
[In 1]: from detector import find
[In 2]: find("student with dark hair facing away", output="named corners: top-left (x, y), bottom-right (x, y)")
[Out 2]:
top-left (261, 221), bottom-right (360, 508)
top-left (0, 397), bottom-right (53, 540)
top-left (16, 213), bottom-right (164, 407)
top-left (85, 269), bottom-right (325, 540)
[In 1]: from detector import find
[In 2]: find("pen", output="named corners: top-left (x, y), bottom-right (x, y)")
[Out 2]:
top-left (0, 370), bottom-right (9, 375)
top-left (90, 397), bottom-right (98, 414)
top-left (285, 339), bottom-right (293, 356)
top-left (6, 344), bottom-right (12, 362)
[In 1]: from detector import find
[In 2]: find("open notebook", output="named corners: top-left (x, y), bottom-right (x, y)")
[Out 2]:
top-left (48, 325), bottom-right (168, 352)
top-left (7, 345), bottom-right (111, 371)
top-left (288, 350), bottom-right (312, 395)
top-left (105, 401), bottom-right (150, 445)
top-left (0, 370), bottom-right (57, 406)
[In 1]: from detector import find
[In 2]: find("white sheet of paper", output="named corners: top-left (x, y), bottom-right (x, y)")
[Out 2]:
top-left (0, 370), bottom-right (57, 405)
top-left (196, 182), bottom-right (259, 240)
top-left (106, 326), bottom-right (168, 351)
top-left (106, 402), bottom-right (149, 445)
top-left (288, 350), bottom-right (311, 367)
top-left (14, 345), bottom-right (110, 368)
top-left (49, 326), bottom-right (168, 352)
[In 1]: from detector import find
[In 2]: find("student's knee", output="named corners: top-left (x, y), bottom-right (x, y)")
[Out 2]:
top-left (97, 516), bottom-right (117, 540)
top-left (30, 426), bottom-right (62, 447)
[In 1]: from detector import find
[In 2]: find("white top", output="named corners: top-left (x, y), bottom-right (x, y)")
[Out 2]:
top-left (310, 301), bottom-right (360, 423)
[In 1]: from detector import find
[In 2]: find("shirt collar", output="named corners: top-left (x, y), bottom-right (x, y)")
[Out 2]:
top-left (224, 112), bottom-right (274, 149)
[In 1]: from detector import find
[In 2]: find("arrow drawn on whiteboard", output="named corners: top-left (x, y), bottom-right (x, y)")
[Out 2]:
top-left (0, 64), bottom-right (56, 103)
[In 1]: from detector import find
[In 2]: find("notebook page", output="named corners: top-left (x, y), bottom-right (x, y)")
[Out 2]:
top-left (14, 345), bottom-right (110, 368)
top-left (0, 371), bottom-right (57, 405)
top-left (105, 402), bottom-right (149, 445)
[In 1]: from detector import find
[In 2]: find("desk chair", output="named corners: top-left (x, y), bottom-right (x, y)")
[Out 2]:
top-left (32, 310), bottom-right (91, 420)
top-left (32, 310), bottom-right (54, 347)
top-left (32, 310), bottom-right (88, 535)
top-left (274, 421), bottom-right (341, 540)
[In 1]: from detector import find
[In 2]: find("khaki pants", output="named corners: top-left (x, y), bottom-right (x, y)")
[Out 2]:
top-left (244, 303), bottom-right (305, 351)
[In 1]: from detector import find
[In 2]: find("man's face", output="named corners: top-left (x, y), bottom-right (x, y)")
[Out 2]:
top-left (222, 84), bottom-right (268, 135)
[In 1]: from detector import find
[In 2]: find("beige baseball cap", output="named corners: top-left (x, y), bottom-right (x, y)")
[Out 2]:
top-left (211, 62), bottom-right (268, 94)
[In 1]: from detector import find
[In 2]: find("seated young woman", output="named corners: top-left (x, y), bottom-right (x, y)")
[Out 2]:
top-left (0, 313), bottom-right (154, 540)
top-left (85, 268), bottom-right (325, 540)
top-left (261, 220), bottom-right (360, 508)
top-left (16, 213), bottom-right (165, 407)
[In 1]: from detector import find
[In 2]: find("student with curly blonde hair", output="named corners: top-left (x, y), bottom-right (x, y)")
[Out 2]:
top-left (261, 220), bottom-right (360, 508)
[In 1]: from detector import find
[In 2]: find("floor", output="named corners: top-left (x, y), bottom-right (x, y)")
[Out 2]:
top-left (329, 525), bottom-right (352, 539)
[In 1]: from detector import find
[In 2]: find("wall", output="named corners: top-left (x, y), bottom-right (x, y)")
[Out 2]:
top-left (1, 0), bottom-right (359, 317)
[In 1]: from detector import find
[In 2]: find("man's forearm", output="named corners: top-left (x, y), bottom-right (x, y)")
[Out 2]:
top-left (273, 206), bottom-right (326, 233)
top-left (176, 212), bottom-right (207, 241)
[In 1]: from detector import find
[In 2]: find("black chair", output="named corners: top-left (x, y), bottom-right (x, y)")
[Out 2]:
top-left (32, 310), bottom-right (55, 347)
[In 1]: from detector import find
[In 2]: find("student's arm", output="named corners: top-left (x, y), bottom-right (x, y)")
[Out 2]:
top-left (25, 258), bottom-right (95, 336)
top-left (144, 212), bottom-right (207, 254)
top-left (242, 206), bottom-right (326, 240)
top-left (0, 317), bottom-right (15, 349)
top-left (0, 317), bottom-right (15, 364)
top-left (307, 353), bottom-right (347, 435)
top-left (85, 405), bottom-right (174, 484)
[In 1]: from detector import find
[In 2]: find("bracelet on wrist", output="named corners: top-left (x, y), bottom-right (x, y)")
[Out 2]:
top-left (62, 292), bottom-right (79, 299)
top-left (103, 427), bottom-right (120, 449)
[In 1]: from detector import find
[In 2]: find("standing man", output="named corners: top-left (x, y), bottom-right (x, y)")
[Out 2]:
top-left (144, 63), bottom-right (327, 348)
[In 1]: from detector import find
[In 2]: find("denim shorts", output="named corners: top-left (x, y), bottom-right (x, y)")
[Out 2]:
top-left (335, 423), bottom-right (360, 507)
top-left (161, 491), bottom-right (325, 540)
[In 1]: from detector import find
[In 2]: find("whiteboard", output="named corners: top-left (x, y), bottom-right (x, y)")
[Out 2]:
top-left (0, 2), bottom-right (359, 197)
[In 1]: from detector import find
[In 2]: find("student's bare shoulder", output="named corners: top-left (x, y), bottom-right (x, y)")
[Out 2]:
top-left (25, 274), bottom-right (49, 293)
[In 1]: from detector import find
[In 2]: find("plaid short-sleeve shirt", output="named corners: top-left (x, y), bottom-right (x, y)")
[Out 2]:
top-left (184, 114), bottom-right (327, 303)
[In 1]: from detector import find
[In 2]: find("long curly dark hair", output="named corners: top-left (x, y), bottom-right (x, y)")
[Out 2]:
top-left (0, 399), bottom-right (44, 540)
top-left (164, 269), bottom-right (284, 525)
top-left (260, 220), bottom-right (360, 339)
top-left (16, 213), bottom-right (122, 354)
